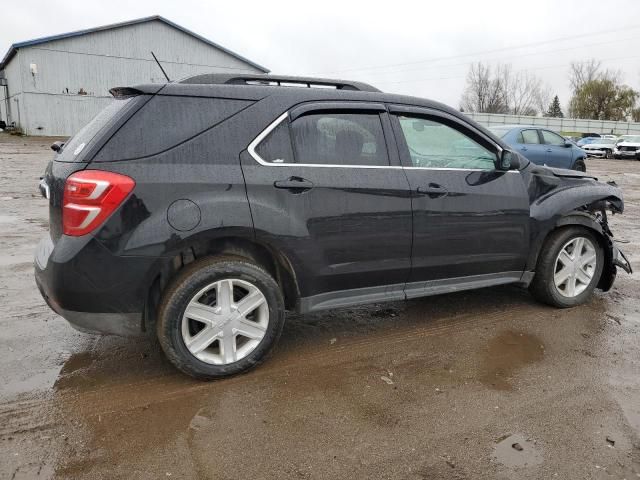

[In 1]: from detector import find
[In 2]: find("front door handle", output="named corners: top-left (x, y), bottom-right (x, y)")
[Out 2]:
top-left (417, 183), bottom-right (448, 198)
top-left (546, 148), bottom-right (553, 152)
top-left (274, 176), bottom-right (314, 193)
top-left (520, 146), bottom-right (528, 151)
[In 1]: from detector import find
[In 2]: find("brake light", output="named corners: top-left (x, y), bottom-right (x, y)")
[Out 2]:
top-left (63, 170), bottom-right (135, 236)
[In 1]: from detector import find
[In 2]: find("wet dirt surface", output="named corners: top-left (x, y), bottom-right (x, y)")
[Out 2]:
top-left (0, 132), bottom-right (639, 479)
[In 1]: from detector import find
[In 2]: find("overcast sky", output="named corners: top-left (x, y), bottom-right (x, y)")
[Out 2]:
top-left (2, 0), bottom-right (639, 109)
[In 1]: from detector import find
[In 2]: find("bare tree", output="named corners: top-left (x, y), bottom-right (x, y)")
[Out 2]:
top-left (460, 62), bottom-right (547, 116)
top-left (569, 59), bottom-right (602, 93)
top-left (506, 69), bottom-right (544, 116)
top-left (460, 63), bottom-right (509, 114)
top-left (536, 85), bottom-right (553, 116)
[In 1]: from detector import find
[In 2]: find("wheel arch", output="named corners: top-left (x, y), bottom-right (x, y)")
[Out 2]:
top-left (143, 234), bottom-right (301, 333)
top-left (526, 211), bottom-right (614, 290)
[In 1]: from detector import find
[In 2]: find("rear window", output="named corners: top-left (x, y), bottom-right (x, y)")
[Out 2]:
top-left (56, 97), bottom-right (136, 162)
top-left (93, 96), bottom-right (253, 162)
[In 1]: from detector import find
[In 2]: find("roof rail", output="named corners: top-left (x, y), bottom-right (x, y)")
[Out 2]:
top-left (179, 73), bottom-right (381, 92)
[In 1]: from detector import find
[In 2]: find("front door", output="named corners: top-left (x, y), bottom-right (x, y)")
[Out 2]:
top-left (388, 105), bottom-right (530, 295)
top-left (517, 128), bottom-right (548, 164)
top-left (241, 103), bottom-right (413, 309)
top-left (540, 129), bottom-right (572, 169)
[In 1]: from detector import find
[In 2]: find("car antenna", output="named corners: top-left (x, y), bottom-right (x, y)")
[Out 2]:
top-left (151, 51), bottom-right (171, 82)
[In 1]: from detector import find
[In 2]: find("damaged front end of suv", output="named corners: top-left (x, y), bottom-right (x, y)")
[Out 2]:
top-left (525, 164), bottom-right (632, 293)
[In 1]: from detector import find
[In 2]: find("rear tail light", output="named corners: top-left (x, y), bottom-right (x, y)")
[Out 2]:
top-left (63, 170), bottom-right (135, 236)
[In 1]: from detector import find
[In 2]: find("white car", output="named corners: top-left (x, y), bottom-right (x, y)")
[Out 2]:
top-left (613, 135), bottom-right (640, 160)
top-left (601, 134), bottom-right (618, 140)
top-left (581, 138), bottom-right (617, 158)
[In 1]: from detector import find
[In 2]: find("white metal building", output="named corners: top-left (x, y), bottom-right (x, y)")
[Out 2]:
top-left (0, 16), bottom-right (268, 136)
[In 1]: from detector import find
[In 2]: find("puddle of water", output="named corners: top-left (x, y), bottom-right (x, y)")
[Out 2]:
top-left (479, 330), bottom-right (544, 390)
top-left (493, 433), bottom-right (543, 468)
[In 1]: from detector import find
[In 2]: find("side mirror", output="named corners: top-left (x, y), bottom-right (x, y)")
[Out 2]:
top-left (564, 140), bottom-right (573, 148)
top-left (50, 141), bottom-right (64, 153)
top-left (499, 150), bottom-right (520, 170)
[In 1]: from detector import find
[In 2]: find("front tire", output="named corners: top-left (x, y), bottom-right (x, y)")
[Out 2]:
top-left (529, 227), bottom-right (603, 308)
top-left (573, 159), bottom-right (586, 172)
top-left (604, 149), bottom-right (612, 159)
top-left (157, 256), bottom-right (285, 379)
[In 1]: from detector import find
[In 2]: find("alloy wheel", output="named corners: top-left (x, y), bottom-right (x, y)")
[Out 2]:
top-left (181, 278), bottom-right (269, 365)
top-left (553, 237), bottom-right (597, 298)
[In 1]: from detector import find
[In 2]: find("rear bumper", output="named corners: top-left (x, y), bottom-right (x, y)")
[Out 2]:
top-left (34, 234), bottom-right (159, 336)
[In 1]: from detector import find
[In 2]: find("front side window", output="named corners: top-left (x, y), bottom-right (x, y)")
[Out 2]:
top-left (519, 129), bottom-right (541, 144)
top-left (396, 116), bottom-right (496, 170)
top-left (541, 130), bottom-right (566, 146)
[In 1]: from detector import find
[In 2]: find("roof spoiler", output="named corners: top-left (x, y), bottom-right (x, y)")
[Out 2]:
top-left (109, 87), bottom-right (144, 98)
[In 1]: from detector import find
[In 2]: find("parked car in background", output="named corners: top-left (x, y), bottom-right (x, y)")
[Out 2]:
top-left (616, 134), bottom-right (638, 145)
top-left (581, 138), bottom-right (617, 159)
top-left (576, 137), bottom-right (600, 147)
top-left (489, 125), bottom-right (587, 171)
top-left (613, 135), bottom-right (640, 159)
top-left (600, 134), bottom-right (617, 140)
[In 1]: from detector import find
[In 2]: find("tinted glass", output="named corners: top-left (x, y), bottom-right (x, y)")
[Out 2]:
top-left (520, 130), bottom-right (540, 144)
top-left (290, 113), bottom-right (389, 166)
top-left (58, 97), bottom-right (135, 162)
top-left (541, 130), bottom-right (566, 146)
top-left (94, 96), bottom-right (253, 161)
top-left (255, 120), bottom-right (294, 163)
top-left (397, 116), bottom-right (496, 170)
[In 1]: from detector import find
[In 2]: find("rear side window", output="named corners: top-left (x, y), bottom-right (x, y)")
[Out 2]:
top-left (291, 113), bottom-right (389, 166)
top-left (255, 121), bottom-right (294, 164)
top-left (93, 96), bottom-right (252, 161)
top-left (519, 129), bottom-right (540, 144)
top-left (57, 97), bottom-right (136, 162)
top-left (254, 112), bottom-right (389, 166)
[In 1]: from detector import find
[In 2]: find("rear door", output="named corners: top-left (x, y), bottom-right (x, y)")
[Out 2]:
top-left (540, 129), bottom-right (572, 169)
top-left (515, 128), bottom-right (547, 164)
top-left (241, 102), bottom-right (413, 309)
top-left (388, 105), bottom-right (530, 293)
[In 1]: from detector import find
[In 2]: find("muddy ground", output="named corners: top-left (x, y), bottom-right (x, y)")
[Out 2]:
top-left (0, 132), bottom-right (638, 479)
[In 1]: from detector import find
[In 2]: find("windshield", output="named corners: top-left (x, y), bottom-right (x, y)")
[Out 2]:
top-left (488, 127), bottom-right (511, 138)
top-left (577, 137), bottom-right (597, 146)
top-left (620, 135), bottom-right (640, 143)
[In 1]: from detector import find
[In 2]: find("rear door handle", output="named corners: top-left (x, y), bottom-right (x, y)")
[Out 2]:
top-left (417, 183), bottom-right (448, 198)
top-left (546, 148), bottom-right (553, 152)
top-left (274, 176), bottom-right (314, 193)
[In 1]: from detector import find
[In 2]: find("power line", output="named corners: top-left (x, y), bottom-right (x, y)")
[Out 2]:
top-left (374, 54), bottom-right (640, 86)
top-left (310, 24), bottom-right (640, 76)
top-left (358, 34), bottom-right (640, 79)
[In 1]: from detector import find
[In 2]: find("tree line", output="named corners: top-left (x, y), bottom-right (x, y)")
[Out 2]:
top-left (460, 59), bottom-right (640, 122)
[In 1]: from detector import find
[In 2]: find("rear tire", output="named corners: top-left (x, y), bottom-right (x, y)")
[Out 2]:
top-left (604, 149), bottom-right (612, 159)
top-left (529, 227), bottom-right (603, 308)
top-left (157, 256), bottom-right (285, 379)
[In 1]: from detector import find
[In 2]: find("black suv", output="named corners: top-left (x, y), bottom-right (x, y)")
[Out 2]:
top-left (35, 74), bottom-right (632, 379)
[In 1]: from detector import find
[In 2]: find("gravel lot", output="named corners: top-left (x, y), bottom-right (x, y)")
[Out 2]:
top-left (1, 133), bottom-right (639, 479)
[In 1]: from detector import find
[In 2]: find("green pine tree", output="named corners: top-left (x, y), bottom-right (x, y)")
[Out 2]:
top-left (546, 95), bottom-right (564, 118)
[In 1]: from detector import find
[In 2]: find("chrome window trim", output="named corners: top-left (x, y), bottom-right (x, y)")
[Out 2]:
top-left (247, 111), bottom-right (514, 173)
